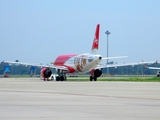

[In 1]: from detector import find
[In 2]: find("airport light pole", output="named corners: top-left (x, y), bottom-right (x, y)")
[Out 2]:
top-left (105, 30), bottom-right (110, 76)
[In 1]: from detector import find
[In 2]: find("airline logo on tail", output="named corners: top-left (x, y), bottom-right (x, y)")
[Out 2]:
top-left (91, 24), bottom-right (100, 53)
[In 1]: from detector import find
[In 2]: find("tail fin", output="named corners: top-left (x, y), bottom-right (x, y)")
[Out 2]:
top-left (91, 24), bottom-right (100, 54)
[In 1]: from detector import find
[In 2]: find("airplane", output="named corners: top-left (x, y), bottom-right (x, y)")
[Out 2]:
top-left (1, 24), bottom-right (156, 81)
top-left (147, 67), bottom-right (160, 77)
top-left (143, 60), bottom-right (159, 70)
top-left (143, 60), bottom-right (160, 77)
top-left (148, 67), bottom-right (160, 70)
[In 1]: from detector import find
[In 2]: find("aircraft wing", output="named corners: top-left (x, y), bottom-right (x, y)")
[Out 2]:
top-left (102, 56), bottom-right (128, 60)
top-left (148, 67), bottom-right (160, 70)
top-left (1, 60), bottom-right (68, 70)
top-left (95, 61), bottom-right (156, 69)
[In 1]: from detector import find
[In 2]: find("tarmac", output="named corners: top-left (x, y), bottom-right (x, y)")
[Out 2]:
top-left (0, 78), bottom-right (160, 120)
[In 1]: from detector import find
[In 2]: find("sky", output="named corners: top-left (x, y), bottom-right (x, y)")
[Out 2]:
top-left (0, 0), bottom-right (160, 65)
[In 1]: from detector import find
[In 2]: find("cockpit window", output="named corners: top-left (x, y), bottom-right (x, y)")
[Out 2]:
top-left (88, 57), bottom-right (93, 62)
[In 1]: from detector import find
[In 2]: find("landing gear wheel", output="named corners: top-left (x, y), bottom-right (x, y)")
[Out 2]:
top-left (60, 76), bottom-right (64, 81)
top-left (90, 76), bottom-right (93, 81)
top-left (56, 76), bottom-right (60, 81)
top-left (94, 76), bottom-right (97, 81)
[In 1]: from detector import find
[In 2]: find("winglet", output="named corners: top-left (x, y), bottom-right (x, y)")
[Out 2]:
top-left (91, 24), bottom-right (100, 53)
top-left (142, 60), bottom-right (147, 68)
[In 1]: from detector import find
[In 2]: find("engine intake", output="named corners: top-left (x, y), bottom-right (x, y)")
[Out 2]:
top-left (41, 68), bottom-right (52, 78)
top-left (94, 69), bottom-right (102, 77)
top-left (44, 68), bottom-right (52, 78)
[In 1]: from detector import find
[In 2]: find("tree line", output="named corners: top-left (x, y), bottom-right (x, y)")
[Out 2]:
top-left (0, 62), bottom-right (160, 75)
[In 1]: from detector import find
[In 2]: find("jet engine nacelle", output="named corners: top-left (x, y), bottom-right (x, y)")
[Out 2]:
top-left (94, 69), bottom-right (102, 77)
top-left (40, 68), bottom-right (52, 79)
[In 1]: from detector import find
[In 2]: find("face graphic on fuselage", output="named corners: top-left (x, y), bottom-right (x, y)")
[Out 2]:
top-left (74, 55), bottom-right (87, 72)
top-left (73, 53), bottom-right (102, 73)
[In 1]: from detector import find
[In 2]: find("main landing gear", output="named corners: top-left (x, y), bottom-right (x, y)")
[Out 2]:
top-left (56, 70), bottom-right (67, 81)
top-left (90, 76), bottom-right (97, 81)
top-left (90, 69), bottom-right (102, 81)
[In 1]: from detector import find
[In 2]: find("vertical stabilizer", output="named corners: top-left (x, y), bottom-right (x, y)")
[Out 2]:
top-left (91, 24), bottom-right (100, 54)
